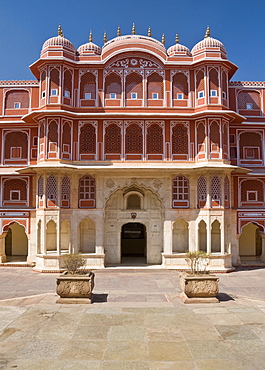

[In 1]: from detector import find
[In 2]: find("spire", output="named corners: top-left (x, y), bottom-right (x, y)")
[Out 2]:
top-left (204, 26), bottom-right (210, 38)
top-left (132, 23), bottom-right (136, 35)
top-left (161, 33), bottom-right (165, 45)
top-left (103, 31), bottom-right (107, 43)
top-left (58, 24), bottom-right (64, 37)
top-left (117, 26), bottom-right (121, 36)
top-left (148, 26), bottom-right (152, 37)
top-left (175, 34), bottom-right (179, 44)
top-left (89, 30), bottom-right (93, 42)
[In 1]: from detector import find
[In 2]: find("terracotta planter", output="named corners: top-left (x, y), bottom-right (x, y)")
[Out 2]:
top-left (56, 271), bottom-right (95, 304)
top-left (180, 272), bottom-right (219, 303)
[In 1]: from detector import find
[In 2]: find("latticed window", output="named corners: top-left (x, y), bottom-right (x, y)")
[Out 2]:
top-left (146, 124), bottom-right (163, 154)
top-left (241, 180), bottom-right (264, 203)
top-left (210, 176), bottom-right (221, 206)
top-left (48, 121), bottom-right (58, 152)
top-left (64, 70), bottom-right (72, 98)
top-left (147, 73), bottom-right (163, 99)
top-left (222, 71), bottom-right (227, 99)
top-left (80, 124), bottom-right (96, 154)
top-left (210, 121), bottom-right (220, 151)
top-left (172, 124), bottom-right (188, 154)
top-left (79, 175), bottom-right (96, 208)
top-left (172, 176), bottom-right (189, 208)
top-left (173, 73), bottom-right (188, 99)
top-left (209, 68), bottom-right (219, 94)
top-left (126, 72), bottom-right (143, 99)
top-left (5, 90), bottom-right (29, 109)
top-left (125, 124), bottom-right (143, 154)
top-left (61, 176), bottom-right (70, 207)
top-left (50, 68), bottom-right (59, 91)
top-left (47, 175), bottom-right (57, 202)
top-left (238, 91), bottom-right (261, 110)
top-left (4, 131), bottom-right (28, 160)
top-left (105, 124), bottom-right (121, 154)
top-left (80, 73), bottom-right (96, 99)
top-left (197, 176), bottom-right (207, 207)
top-left (127, 194), bottom-right (141, 209)
top-left (38, 176), bottom-right (44, 199)
top-left (105, 73), bottom-right (121, 99)
top-left (41, 70), bottom-right (46, 95)
top-left (224, 176), bottom-right (230, 208)
top-left (3, 179), bottom-right (27, 201)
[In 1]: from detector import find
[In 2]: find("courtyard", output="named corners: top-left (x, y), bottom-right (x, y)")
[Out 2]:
top-left (0, 267), bottom-right (265, 369)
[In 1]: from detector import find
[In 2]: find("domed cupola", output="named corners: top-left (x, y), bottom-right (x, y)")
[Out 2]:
top-left (41, 25), bottom-right (76, 59)
top-left (167, 34), bottom-right (191, 57)
top-left (77, 31), bottom-right (102, 56)
top-left (191, 27), bottom-right (227, 59)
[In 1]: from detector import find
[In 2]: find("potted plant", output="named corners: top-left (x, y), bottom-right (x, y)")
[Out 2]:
top-left (179, 251), bottom-right (219, 303)
top-left (56, 253), bottom-right (95, 304)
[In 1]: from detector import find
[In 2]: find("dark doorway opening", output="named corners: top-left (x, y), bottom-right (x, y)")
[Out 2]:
top-left (121, 223), bottom-right (146, 262)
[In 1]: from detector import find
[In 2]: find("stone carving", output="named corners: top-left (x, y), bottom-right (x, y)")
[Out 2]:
top-left (153, 179), bottom-right (162, 189)
top-left (179, 273), bottom-right (219, 303)
top-left (106, 179), bottom-right (115, 188)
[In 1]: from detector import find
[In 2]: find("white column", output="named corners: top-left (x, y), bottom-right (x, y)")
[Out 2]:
top-left (207, 214), bottom-right (211, 254)
top-left (0, 233), bottom-right (7, 262)
top-left (96, 215), bottom-right (104, 255)
top-left (220, 213), bottom-right (225, 254)
top-left (163, 220), bottom-right (172, 254)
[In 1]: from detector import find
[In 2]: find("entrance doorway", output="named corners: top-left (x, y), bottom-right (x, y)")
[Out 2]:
top-left (121, 223), bottom-right (146, 263)
top-left (239, 222), bottom-right (263, 264)
top-left (4, 222), bottom-right (28, 262)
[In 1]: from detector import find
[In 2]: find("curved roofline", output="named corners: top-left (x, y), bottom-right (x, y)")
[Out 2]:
top-left (102, 34), bottom-right (165, 50)
top-left (102, 47), bottom-right (167, 64)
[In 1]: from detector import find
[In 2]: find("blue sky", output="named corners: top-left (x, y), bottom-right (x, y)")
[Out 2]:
top-left (0, 0), bottom-right (264, 81)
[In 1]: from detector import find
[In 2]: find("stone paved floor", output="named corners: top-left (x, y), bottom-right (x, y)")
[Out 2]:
top-left (0, 267), bottom-right (265, 369)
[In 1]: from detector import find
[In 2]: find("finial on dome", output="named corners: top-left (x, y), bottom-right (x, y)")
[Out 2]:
top-left (204, 26), bottom-right (210, 38)
top-left (175, 34), bottom-right (179, 44)
top-left (58, 24), bottom-right (64, 37)
top-left (148, 27), bottom-right (152, 37)
top-left (103, 31), bottom-right (107, 43)
top-left (132, 23), bottom-right (136, 35)
top-left (89, 31), bottom-right (93, 42)
top-left (117, 26), bottom-right (121, 36)
top-left (162, 33), bottom-right (165, 45)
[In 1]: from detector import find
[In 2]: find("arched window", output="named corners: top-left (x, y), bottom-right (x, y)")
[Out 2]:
top-left (105, 73), bottom-right (121, 100)
top-left (197, 176), bottom-right (207, 208)
top-left (3, 178), bottom-right (27, 206)
top-left (39, 122), bottom-right (45, 158)
top-left (125, 123), bottom-right (143, 159)
top-left (172, 176), bottom-right (189, 208)
top-left (224, 176), bottom-right (230, 208)
top-left (40, 70), bottom-right (46, 100)
top-left (210, 176), bottom-right (221, 207)
top-left (210, 121), bottom-right (220, 155)
top-left (125, 72), bottom-right (143, 102)
top-left (196, 70), bottom-right (205, 101)
top-left (126, 194), bottom-right (141, 209)
top-left (221, 70), bottom-right (227, 102)
top-left (79, 123), bottom-right (96, 160)
top-left (48, 120), bottom-right (58, 157)
top-left (147, 72), bottom-right (163, 100)
top-left (47, 175), bottom-right (57, 207)
top-left (240, 179), bottom-right (264, 207)
top-left (61, 176), bottom-right (70, 208)
top-left (209, 68), bottom-right (219, 97)
top-left (104, 123), bottom-right (122, 159)
top-left (63, 70), bottom-right (72, 103)
top-left (239, 132), bottom-right (262, 161)
top-left (50, 68), bottom-right (60, 97)
top-left (4, 131), bottom-right (28, 163)
top-left (38, 176), bottom-right (44, 207)
top-left (172, 123), bottom-right (188, 160)
top-left (78, 175), bottom-right (96, 208)
top-left (146, 123), bottom-right (163, 158)
top-left (62, 121), bottom-right (71, 160)
top-left (80, 72), bottom-right (96, 102)
top-left (197, 122), bottom-right (206, 159)
top-left (172, 73), bottom-right (188, 101)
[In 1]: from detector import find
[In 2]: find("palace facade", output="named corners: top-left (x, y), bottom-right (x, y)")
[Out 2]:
top-left (0, 25), bottom-right (265, 271)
